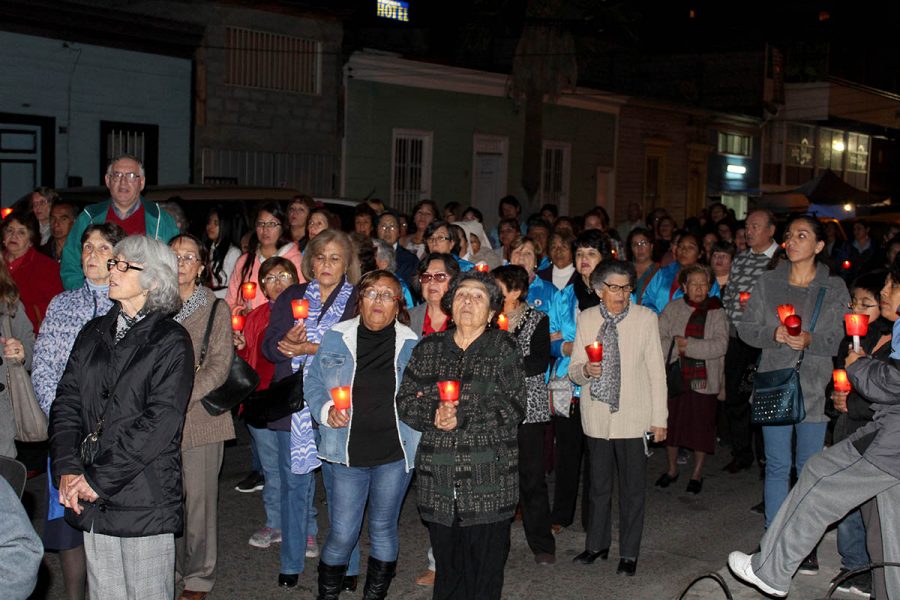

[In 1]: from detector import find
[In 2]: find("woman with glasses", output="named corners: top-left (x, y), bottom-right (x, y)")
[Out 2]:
top-left (409, 253), bottom-right (461, 338)
top-left (34, 223), bottom-right (125, 600)
top-left (625, 228), bottom-right (657, 305)
top-left (226, 202), bottom-right (304, 314)
top-left (168, 234), bottom-right (235, 600)
top-left (568, 261), bottom-right (667, 576)
top-left (306, 270), bottom-right (420, 600)
top-left (397, 271), bottom-right (526, 600)
top-left (1, 208), bottom-right (63, 333)
top-left (263, 229), bottom-right (360, 590)
top-left (233, 258), bottom-right (299, 552)
top-left (49, 236), bottom-right (193, 600)
top-left (423, 220), bottom-right (474, 272)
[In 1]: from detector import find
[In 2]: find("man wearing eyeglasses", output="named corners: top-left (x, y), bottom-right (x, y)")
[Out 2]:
top-left (60, 154), bottom-right (180, 290)
top-left (377, 211), bottom-right (418, 288)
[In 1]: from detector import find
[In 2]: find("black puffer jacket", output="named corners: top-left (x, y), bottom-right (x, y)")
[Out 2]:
top-left (49, 308), bottom-right (194, 537)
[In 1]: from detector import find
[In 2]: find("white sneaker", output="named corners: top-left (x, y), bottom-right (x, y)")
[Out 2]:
top-left (305, 535), bottom-right (319, 558)
top-left (728, 551), bottom-right (788, 598)
top-left (248, 527), bottom-right (282, 549)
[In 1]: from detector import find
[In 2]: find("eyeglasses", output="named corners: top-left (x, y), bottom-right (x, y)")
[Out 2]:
top-left (174, 254), bottom-right (199, 264)
top-left (256, 221), bottom-right (281, 229)
top-left (361, 289), bottom-right (399, 304)
top-left (378, 224), bottom-right (397, 231)
top-left (108, 171), bottom-right (142, 182)
top-left (849, 301), bottom-right (879, 310)
top-left (107, 258), bottom-right (144, 273)
top-left (631, 240), bottom-right (651, 247)
top-left (262, 272), bottom-right (294, 284)
top-left (418, 272), bottom-right (449, 284)
top-left (598, 282), bottom-right (633, 294)
top-left (428, 235), bottom-right (451, 244)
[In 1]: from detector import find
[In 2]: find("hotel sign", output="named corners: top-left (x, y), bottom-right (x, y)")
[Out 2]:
top-left (377, 0), bottom-right (409, 22)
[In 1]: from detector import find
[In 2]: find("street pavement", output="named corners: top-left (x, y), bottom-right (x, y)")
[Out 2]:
top-left (26, 429), bottom-right (867, 600)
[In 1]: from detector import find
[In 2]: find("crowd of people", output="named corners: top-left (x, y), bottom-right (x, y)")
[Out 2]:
top-left (3, 152), bottom-right (900, 599)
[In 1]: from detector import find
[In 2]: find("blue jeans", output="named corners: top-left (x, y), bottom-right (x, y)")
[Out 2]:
top-left (248, 425), bottom-right (280, 529)
top-left (762, 421), bottom-right (828, 528)
top-left (307, 473), bottom-right (318, 538)
top-left (837, 508), bottom-right (870, 570)
top-left (321, 461), bottom-right (362, 574)
top-left (277, 430), bottom-right (312, 574)
top-left (321, 459), bottom-right (412, 566)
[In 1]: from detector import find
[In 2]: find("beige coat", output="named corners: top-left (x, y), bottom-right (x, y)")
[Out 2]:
top-left (180, 288), bottom-right (235, 450)
top-left (569, 303), bottom-right (667, 440)
top-left (658, 299), bottom-right (729, 395)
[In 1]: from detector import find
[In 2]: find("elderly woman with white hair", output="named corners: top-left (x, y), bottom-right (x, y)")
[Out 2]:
top-left (49, 235), bottom-right (194, 600)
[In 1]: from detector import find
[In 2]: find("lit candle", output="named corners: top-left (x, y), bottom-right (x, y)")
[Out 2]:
top-left (739, 291), bottom-right (751, 305)
top-left (842, 260), bottom-right (852, 270)
top-left (497, 313), bottom-right (509, 331)
top-left (777, 304), bottom-right (796, 324)
top-left (585, 342), bottom-right (603, 363)
top-left (475, 262), bottom-right (490, 273)
top-left (845, 313), bottom-right (870, 353)
top-left (231, 314), bottom-right (245, 332)
top-left (291, 299), bottom-right (310, 320)
top-left (0, 208), bottom-right (11, 219)
top-left (437, 380), bottom-right (460, 402)
top-left (330, 386), bottom-right (351, 411)
top-left (784, 314), bottom-right (802, 337)
top-left (833, 369), bottom-right (852, 393)
top-left (241, 282), bottom-right (258, 301)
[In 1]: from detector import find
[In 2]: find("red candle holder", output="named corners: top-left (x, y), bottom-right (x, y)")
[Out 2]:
top-left (833, 369), bottom-right (852, 393)
top-left (784, 314), bottom-right (802, 336)
top-left (845, 313), bottom-right (869, 337)
top-left (231, 314), bottom-right (245, 332)
top-left (330, 386), bottom-right (351, 411)
top-left (474, 262), bottom-right (490, 273)
top-left (842, 260), bottom-right (852, 270)
top-left (292, 299), bottom-right (310, 320)
top-left (437, 380), bottom-right (460, 402)
top-left (497, 314), bottom-right (509, 331)
top-left (777, 304), bottom-right (796, 324)
top-left (739, 291), bottom-right (751, 304)
top-left (585, 342), bottom-right (603, 363)
top-left (0, 208), bottom-right (12, 219)
top-left (241, 282), bottom-right (258, 301)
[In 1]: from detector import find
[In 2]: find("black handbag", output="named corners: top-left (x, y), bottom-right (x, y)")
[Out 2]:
top-left (200, 300), bottom-right (260, 417)
top-left (242, 369), bottom-right (305, 425)
top-left (665, 337), bottom-right (683, 398)
top-left (750, 287), bottom-right (826, 426)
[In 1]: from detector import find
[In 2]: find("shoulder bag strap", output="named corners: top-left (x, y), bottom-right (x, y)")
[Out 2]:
top-left (795, 287), bottom-right (828, 370)
top-left (197, 299), bottom-right (222, 370)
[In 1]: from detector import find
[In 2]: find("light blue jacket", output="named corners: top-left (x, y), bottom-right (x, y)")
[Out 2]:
top-left (305, 317), bottom-right (421, 471)
top-left (527, 276), bottom-right (556, 318)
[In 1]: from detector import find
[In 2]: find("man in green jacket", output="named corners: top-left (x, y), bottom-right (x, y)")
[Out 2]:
top-left (61, 155), bottom-right (180, 289)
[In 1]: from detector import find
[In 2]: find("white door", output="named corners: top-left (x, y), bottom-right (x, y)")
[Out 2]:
top-left (0, 124), bottom-right (42, 205)
top-left (471, 135), bottom-right (508, 232)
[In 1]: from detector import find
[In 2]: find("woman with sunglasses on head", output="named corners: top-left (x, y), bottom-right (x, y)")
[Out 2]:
top-left (306, 270), bottom-right (420, 600)
top-left (226, 203), bottom-right (304, 314)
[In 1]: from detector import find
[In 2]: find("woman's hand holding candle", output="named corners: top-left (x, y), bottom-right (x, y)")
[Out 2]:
top-left (434, 400), bottom-right (458, 431)
top-left (585, 342), bottom-right (603, 363)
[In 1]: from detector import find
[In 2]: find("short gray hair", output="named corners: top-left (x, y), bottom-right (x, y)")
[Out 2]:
top-left (114, 235), bottom-right (181, 314)
top-left (106, 154), bottom-right (146, 179)
top-left (372, 238), bottom-right (397, 272)
top-left (589, 260), bottom-right (636, 291)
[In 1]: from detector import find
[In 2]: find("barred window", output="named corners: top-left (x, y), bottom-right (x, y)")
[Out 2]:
top-left (391, 130), bottom-right (432, 213)
top-left (225, 27), bottom-right (320, 94)
top-left (541, 142), bottom-right (571, 205)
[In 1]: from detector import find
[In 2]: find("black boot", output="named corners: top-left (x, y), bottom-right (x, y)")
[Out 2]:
top-left (362, 557), bottom-right (397, 600)
top-left (317, 561), bottom-right (347, 600)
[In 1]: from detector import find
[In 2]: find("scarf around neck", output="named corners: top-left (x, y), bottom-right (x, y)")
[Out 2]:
top-left (291, 276), bottom-right (354, 376)
top-left (680, 296), bottom-right (722, 388)
top-left (173, 286), bottom-right (208, 324)
top-left (589, 300), bottom-right (629, 412)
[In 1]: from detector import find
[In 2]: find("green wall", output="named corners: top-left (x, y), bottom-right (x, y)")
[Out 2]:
top-left (345, 79), bottom-right (616, 217)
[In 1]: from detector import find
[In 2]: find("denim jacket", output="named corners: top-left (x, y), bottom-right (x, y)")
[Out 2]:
top-left (305, 317), bottom-right (421, 471)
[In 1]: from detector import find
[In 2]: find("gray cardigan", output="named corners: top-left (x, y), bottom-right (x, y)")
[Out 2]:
top-left (736, 261), bottom-right (849, 423)
top-left (0, 477), bottom-right (42, 599)
top-left (0, 301), bottom-right (36, 459)
top-left (658, 299), bottom-right (729, 395)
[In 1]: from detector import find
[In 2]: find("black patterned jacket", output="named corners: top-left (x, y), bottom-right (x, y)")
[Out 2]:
top-left (397, 328), bottom-right (526, 526)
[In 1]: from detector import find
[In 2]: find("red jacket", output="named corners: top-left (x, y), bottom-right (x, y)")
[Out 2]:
top-left (7, 247), bottom-right (63, 333)
top-left (237, 301), bottom-right (275, 391)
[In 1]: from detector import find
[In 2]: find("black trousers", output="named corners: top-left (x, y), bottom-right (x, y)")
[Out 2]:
top-left (550, 403), bottom-right (589, 527)
top-left (584, 437), bottom-right (646, 559)
top-left (518, 422), bottom-right (555, 555)
top-left (429, 519), bottom-right (511, 600)
top-left (723, 336), bottom-right (760, 464)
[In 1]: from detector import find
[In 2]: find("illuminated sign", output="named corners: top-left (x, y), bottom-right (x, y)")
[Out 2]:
top-left (377, 0), bottom-right (409, 22)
